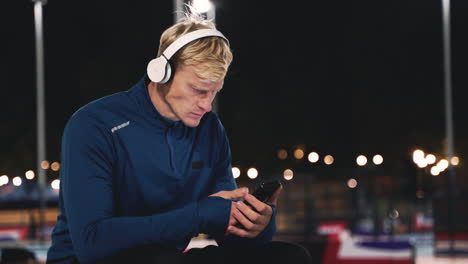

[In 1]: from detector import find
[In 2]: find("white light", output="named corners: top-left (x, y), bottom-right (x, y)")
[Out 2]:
top-left (192, 0), bottom-right (214, 13)
top-left (308, 152), bottom-right (319, 163)
top-left (373, 154), bottom-right (383, 165)
top-left (356, 155), bottom-right (367, 166)
top-left (25, 170), bottom-right (35, 180)
top-left (436, 164), bottom-right (446, 172)
top-left (451, 156), bottom-right (460, 166)
top-left (413, 150), bottom-right (425, 164)
top-left (51, 179), bottom-right (60, 190)
top-left (347, 178), bottom-right (357, 188)
top-left (426, 154), bottom-right (436, 165)
top-left (13, 176), bottom-right (22, 186)
top-left (0, 175), bottom-right (8, 186)
top-left (389, 209), bottom-right (399, 219)
top-left (232, 167), bottom-right (241, 179)
top-left (417, 159), bottom-right (428, 168)
top-left (430, 166), bottom-right (440, 176)
top-left (438, 159), bottom-right (449, 170)
top-left (247, 168), bottom-right (258, 179)
top-left (283, 169), bottom-right (294, 181)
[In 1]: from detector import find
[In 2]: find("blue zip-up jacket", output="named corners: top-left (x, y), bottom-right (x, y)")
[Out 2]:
top-left (46, 75), bottom-right (277, 263)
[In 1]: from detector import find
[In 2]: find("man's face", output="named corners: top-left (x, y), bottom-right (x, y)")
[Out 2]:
top-left (164, 64), bottom-right (224, 127)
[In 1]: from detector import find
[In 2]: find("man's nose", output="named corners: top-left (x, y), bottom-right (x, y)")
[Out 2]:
top-left (198, 95), bottom-right (213, 113)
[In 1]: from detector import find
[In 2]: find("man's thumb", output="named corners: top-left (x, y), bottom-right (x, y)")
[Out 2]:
top-left (230, 187), bottom-right (249, 199)
top-left (211, 187), bottom-right (249, 200)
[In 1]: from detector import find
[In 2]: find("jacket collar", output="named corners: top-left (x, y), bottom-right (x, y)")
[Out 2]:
top-left (127, 74), bottom-right (180, 128)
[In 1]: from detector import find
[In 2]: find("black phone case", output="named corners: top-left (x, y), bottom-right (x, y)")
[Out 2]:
top-left (245, 180), bottom-right (281, 206)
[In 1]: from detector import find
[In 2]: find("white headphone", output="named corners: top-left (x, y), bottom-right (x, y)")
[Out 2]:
top-left (147, 28), bottom-right (230, 84)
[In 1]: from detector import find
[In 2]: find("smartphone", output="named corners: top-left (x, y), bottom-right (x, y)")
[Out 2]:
top-left (244, 180), bottom-right (282, 206)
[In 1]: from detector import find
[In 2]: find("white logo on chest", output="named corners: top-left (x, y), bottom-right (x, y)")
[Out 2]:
top-left (111, 121), bottom-right (130, 133)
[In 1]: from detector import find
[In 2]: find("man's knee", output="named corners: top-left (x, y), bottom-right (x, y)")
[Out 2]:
top-left (262, 241), bottom-right (312, 264)
top-left (102, 243), bottom-right (183, 264)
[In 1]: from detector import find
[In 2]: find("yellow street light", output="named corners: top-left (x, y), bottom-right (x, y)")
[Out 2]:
top-left (324, 155), bottom-right (334, 165)
top-left (41, 160), bottom-right (50, 170)
top-left (294, 149), bottom-right (304, 160)
top-left (277, 149), bottom-right (288, 160)
top-left (51, 162), bottom-right (60, 171)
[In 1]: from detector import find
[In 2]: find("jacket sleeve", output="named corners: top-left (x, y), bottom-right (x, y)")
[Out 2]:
top-left (209, 118), bottom-right (277, 247)
top-left (60, 111), bottom-right (227, 263)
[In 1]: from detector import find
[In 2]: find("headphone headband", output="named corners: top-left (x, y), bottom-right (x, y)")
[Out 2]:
top-left (162, 28), bottom-right (230, 60)
top-left (147, 28), bottom-right (230, 84)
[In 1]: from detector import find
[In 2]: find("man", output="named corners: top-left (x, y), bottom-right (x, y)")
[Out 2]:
top-left (47, 11), bottom-right (312, 264)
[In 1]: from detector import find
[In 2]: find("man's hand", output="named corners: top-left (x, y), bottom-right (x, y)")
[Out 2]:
top-left (210, 187), bottom-right (249, 235)
top-left (226, 184), bottom-right (283, 238)
top-left (209, 187), bottom-right (249, 200)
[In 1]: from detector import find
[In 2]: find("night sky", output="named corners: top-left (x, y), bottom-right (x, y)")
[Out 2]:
top-left (1, 0), bottom-right (467, 179)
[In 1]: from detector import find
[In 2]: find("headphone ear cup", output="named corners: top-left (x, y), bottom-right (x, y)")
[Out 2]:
top-left (147, 57), bottom-right (169, 83)
top-left (160, 62), bottom-right (172, 84)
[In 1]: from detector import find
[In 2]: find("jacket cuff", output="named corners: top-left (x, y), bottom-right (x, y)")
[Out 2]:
top-left (213, 204), bottom-right (277, 248)
top-left (198, 196), bottom-right (231, 236)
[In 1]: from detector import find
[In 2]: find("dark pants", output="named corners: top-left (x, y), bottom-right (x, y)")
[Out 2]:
top-left (103, 241), bottom-right (313, 264)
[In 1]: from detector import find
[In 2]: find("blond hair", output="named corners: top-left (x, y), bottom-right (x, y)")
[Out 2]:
top-left (157, 11), bottom-right (233, 82)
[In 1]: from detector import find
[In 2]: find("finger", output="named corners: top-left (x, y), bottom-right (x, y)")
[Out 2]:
top-left (243, 194), bottom-right (271, 216)
top-left (233, 187), bottom-right (249, 199)
top-left (236, 200), bottom-right (269, 225)
top-left (229, 202), bottom-right (239, 226)
top-left (229, 216), bottom-right (237, 226)
top-left (224, 225), bottom-right (237, 236)
top-left (209, 190), bottom-right (227, 198)
top-left (233, 208), bottom-right (260, 231)
top-left (226, 225), bottom-right (256, 238)
top-left (210, 187), bottom-right (248, 200)
top-left (267, 184), bottom-right (283, 206)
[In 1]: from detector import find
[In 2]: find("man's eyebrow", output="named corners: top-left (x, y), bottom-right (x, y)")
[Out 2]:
top-left (190, 84), bottom-right (206, 90)
top-left (190, 83), bottom-right (222, 92)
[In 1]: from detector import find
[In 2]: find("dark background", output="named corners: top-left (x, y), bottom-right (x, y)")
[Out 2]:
top-left (1, 0), bottom-right (467, 179)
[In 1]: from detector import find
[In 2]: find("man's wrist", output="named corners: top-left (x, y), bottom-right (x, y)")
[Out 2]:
top-left (198, 196), bottom-right (232, 236)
